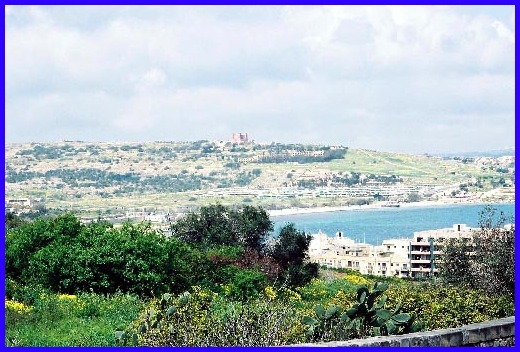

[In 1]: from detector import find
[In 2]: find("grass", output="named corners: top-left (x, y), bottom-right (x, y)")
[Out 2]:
top-left (5, 292), bottom-right (145, 346)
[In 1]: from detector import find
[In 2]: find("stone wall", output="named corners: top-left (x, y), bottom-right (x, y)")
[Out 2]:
top-left (290, 316), bottom-right (515, 347)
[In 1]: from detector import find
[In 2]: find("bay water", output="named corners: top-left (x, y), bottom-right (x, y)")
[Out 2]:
top-left (272, 203), bottom-right (515, 245)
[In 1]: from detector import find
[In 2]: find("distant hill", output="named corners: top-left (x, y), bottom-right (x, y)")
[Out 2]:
top-left (4, 141), bottom-right (515, 217)
top-left (434, 149), bottom-right (515, 159)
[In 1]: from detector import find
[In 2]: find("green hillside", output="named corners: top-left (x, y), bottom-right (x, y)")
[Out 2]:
top-left (4, 141), bottom-right (514, 217)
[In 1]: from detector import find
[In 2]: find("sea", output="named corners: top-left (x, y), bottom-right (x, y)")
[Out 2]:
top-left (272, 203), bottom-right (515, 245)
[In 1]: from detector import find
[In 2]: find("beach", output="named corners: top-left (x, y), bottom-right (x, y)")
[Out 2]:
top-left (267, 198), bottom-right (514, 217)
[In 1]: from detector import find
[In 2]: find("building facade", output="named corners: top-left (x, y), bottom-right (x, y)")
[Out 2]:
top-left (232, 133), bottom-right (248, 143)
top-left (308, 224), bottom-right (475, 279)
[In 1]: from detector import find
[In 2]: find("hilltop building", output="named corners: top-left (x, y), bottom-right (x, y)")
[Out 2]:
top-left (232, 133), bottom-right (249, 143)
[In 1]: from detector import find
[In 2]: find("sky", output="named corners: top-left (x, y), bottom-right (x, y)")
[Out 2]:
top-left (4, 5), bottom-right (516, 154)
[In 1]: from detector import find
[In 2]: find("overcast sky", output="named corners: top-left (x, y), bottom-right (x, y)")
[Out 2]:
top-left (5, 5), bottom-right (515, 154)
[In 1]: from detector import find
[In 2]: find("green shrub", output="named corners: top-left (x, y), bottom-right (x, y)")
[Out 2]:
top-left (303, 282), bottom-right (422, 342)
top-left (5, 215), bottom-right (200, 297)
top-left (122, 287), bottom-right (307, 346)
top-left (297, 277), bottom-right (358, 304)
top-left (225, 269), bottom-right (267, 301)
top-left (5, 279), bottom-right (49, 306)
top-left (386, 283), bottom-right (515, 330)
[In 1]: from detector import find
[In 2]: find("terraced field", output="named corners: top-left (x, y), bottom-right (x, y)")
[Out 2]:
top-left (4, 141), bottom-right (514, 217)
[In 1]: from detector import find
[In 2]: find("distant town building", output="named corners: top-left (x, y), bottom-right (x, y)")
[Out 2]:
top-left (232, 133), bottom-right (249, 143)
top-left (5, 198), bottom-right (44, 214)
top-left (5, 198), bottom-right (33, 208)
top-left (144, 212), bottom-right (171, 223)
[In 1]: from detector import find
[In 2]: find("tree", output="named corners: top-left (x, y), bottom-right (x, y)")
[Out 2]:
top-left (4, 212), bottom-right (27, 231)
top-left (437, 205), bottom-right (515, 297)
top-left (5, 213), bottom-right (81, 282)
top-left (5, 214), bottom-right (195, 297)
top-left (471, 205), bottom-right (515, 297)
top-left (170, 204), bottom-right (235, 247)
top-left (405, 192), bottom-right (422, 203)
top-left (269, 223), bottom-right (310, 269)
top-left (170, 204), bottom-right (272, 252)
top-left (436, 237), bottom-right (474, 287)
top-left (233, 205), bottom-right (273, 253)
top-left (269, 223), bottom-right (318, 287)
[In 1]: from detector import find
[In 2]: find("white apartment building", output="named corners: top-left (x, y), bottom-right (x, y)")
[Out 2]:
top-left (409, 224), bottom-right (474, 278)
top-left (309, 231), bottom-right (411, 278)
top-left (308, 224), bottom-right (475, 279)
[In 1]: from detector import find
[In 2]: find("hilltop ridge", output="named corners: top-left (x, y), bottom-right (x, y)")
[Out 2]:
top-left (4, 140), bottom-right (515, 219)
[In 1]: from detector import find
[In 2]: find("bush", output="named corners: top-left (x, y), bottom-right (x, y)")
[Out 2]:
top-left (297, 277), bottom-right (359, 305)
top-left (123, 287), bottom-right (306, 346)
top-left (5, 215), bottom-right (200, 297)
top-left (224, 269), bottom-right (267, 301)
top-left (386, 283), bottom-right (514, 330)
top-left (303, 282), bottom-right (422, 342)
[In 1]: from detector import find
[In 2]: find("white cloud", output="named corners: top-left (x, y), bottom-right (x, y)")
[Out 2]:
top-left (4, 5), bottom-right (515, 154)
top-left (492, 19), bottom-right (515, 43)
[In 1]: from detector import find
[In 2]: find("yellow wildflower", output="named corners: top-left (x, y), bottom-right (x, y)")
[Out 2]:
top-left (5, 299), bottom-right (32, 314)
top-left (280, 287), bottom-right (302, 302)
top-left (58, 294), bottom-right (77, 300)
top-left (344, 274), bottom-right (370, 286)
top-left (264, 286), bottom-right (277, 300)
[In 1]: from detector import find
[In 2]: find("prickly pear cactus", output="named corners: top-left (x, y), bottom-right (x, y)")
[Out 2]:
top-left (303, 282), bottom-right (423, 341)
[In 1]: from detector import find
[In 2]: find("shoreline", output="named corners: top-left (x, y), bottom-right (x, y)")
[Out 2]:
top-left (267, 199), bottom-right (515, 217)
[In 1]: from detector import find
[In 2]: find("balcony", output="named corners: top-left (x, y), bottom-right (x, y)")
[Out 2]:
top-left (410, 267), bottom-right (431, 272)
top-left (410, 242), bottom-right (430, 251)
top-left (410, 267), bottom-right (439, 273)
top-left (410, 250), bottom-right (431, 255)
top-left (411, 259), bottom-right (431, 264)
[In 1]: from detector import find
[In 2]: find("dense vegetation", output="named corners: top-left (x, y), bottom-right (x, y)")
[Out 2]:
top-left (5, 205), bottom-right (317, 297)
top-left (4, 205), bottom-right (515, 346)
top-left (436, 205), bottom-right (515, 297)
top-left (5, 166), bottom-right (261, 193)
